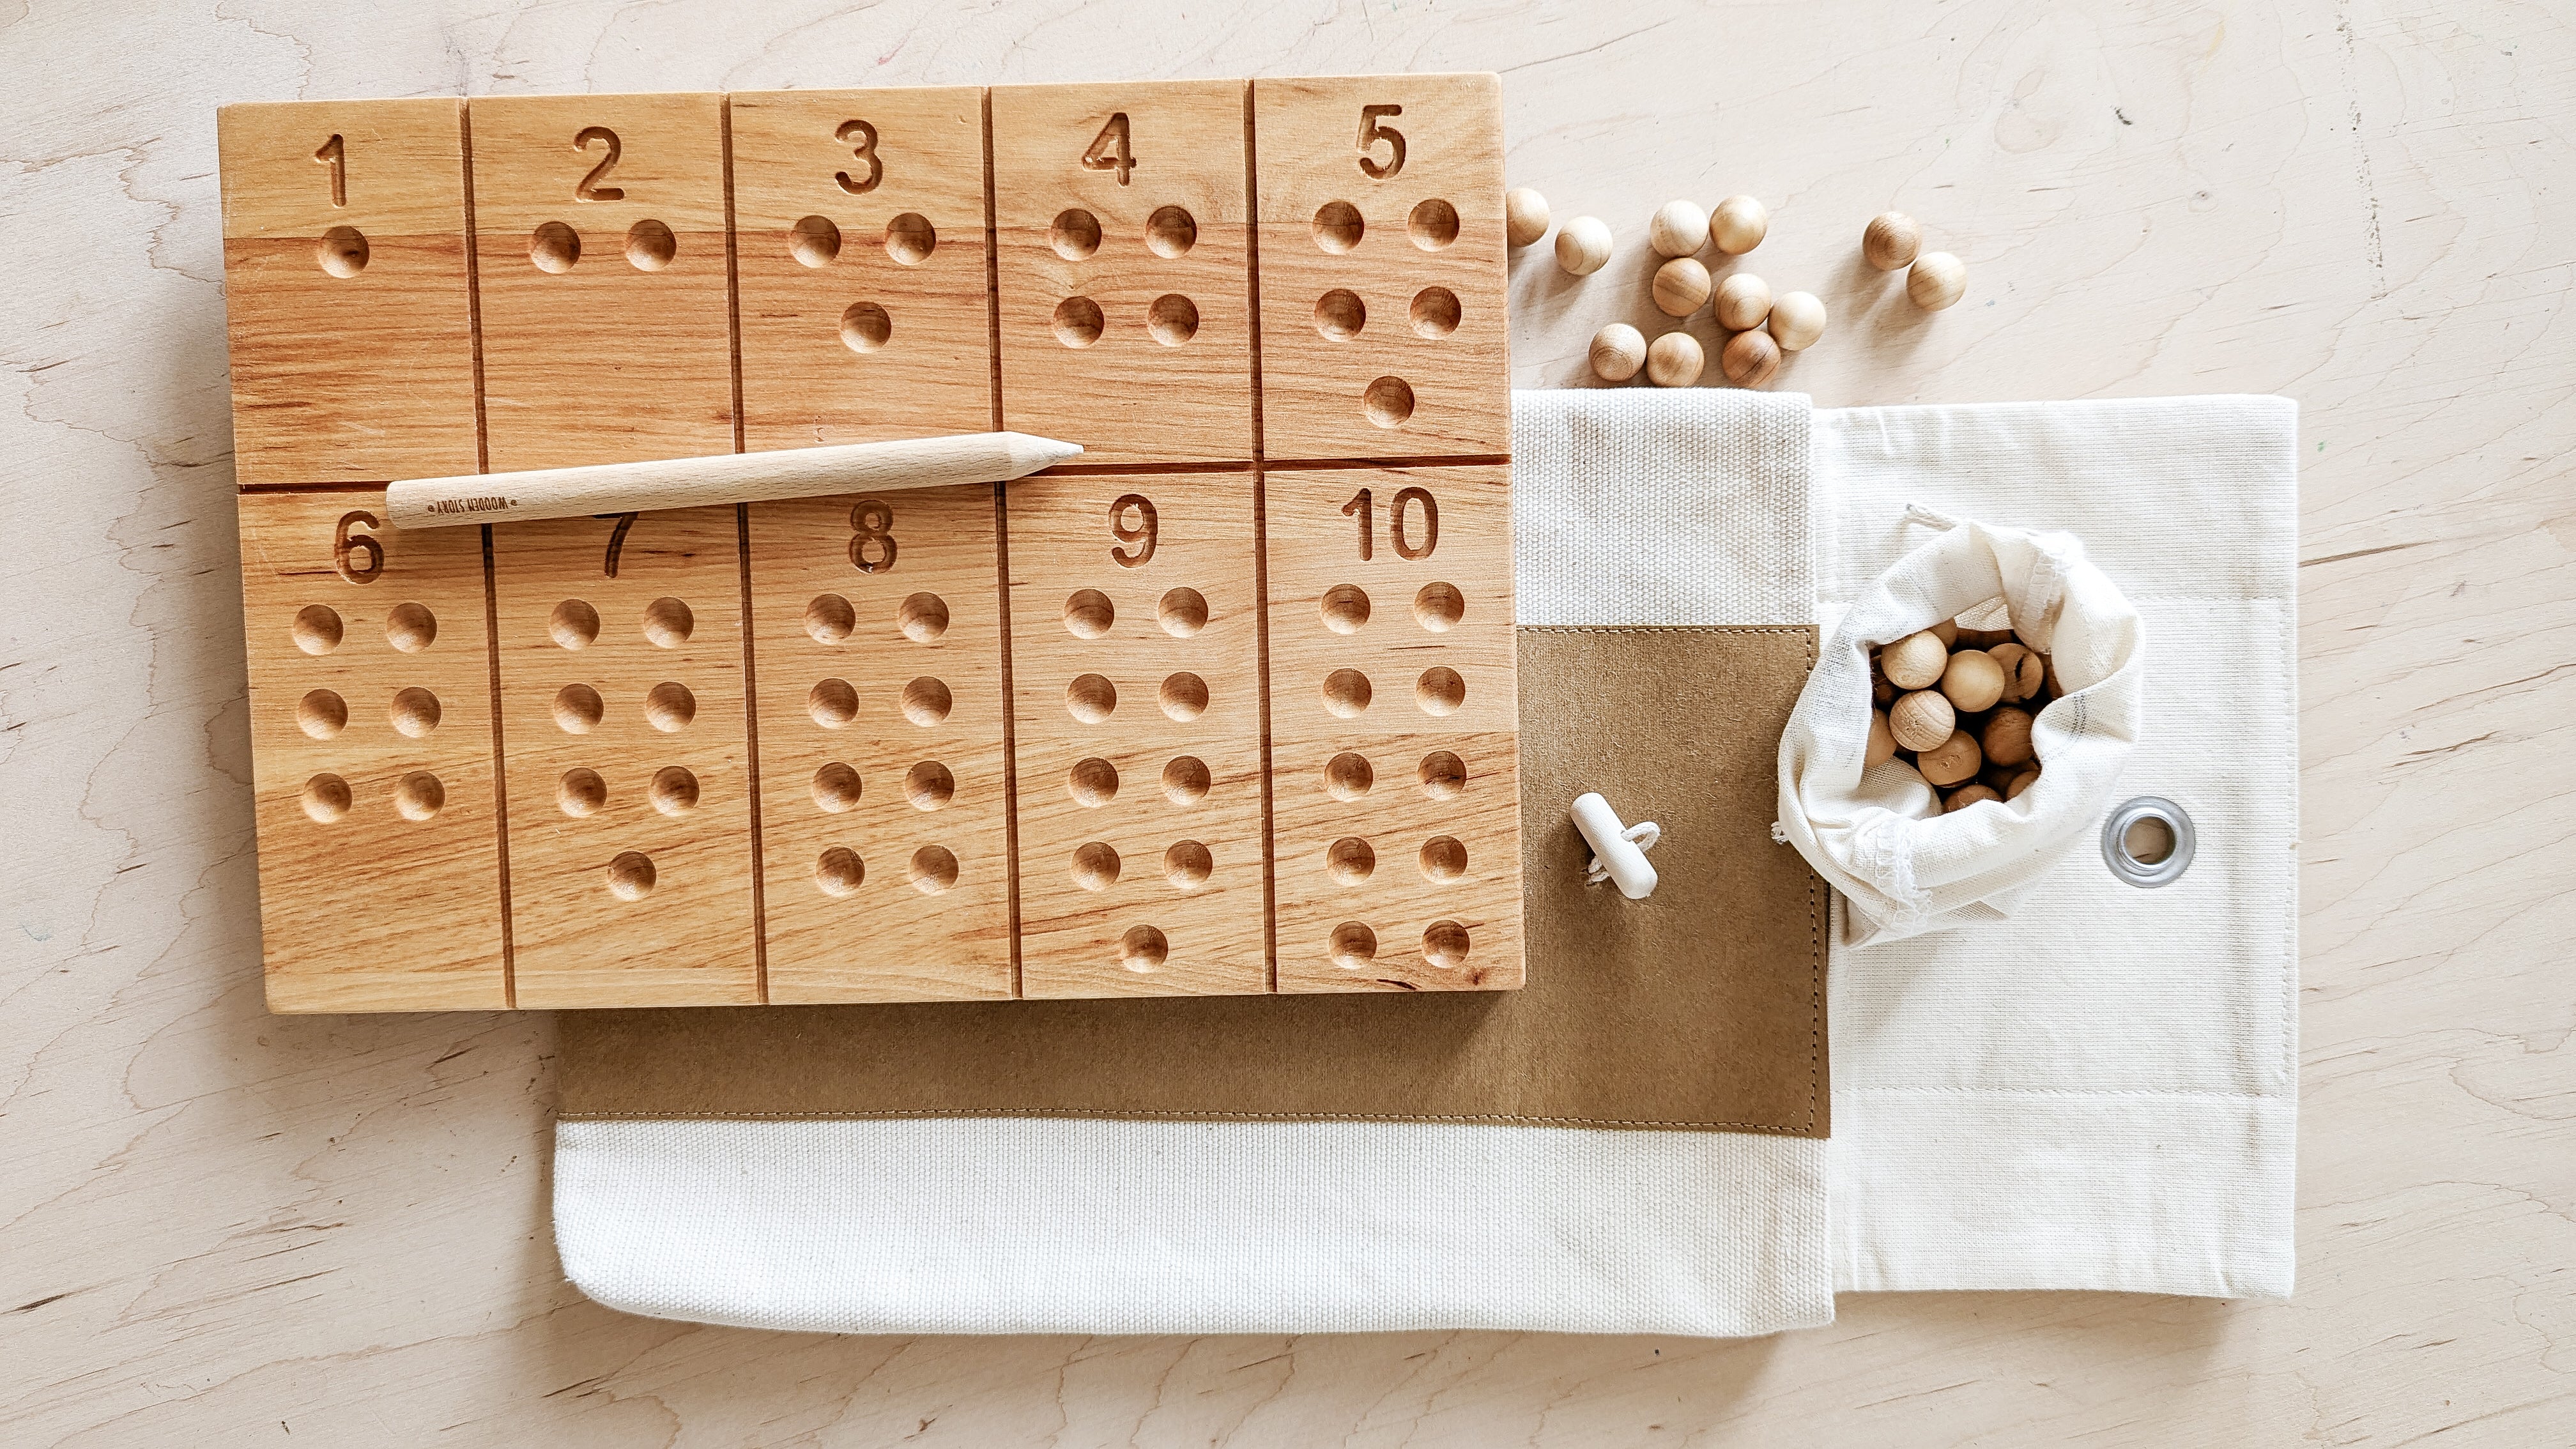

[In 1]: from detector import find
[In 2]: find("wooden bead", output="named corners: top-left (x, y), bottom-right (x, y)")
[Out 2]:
top-left (1720, 327), bottom-right (1779, 387)
top-left (1768, 291), bottom-right (1827, 351)
top-left (1908, 250), bottom-right (1968, 310)
top-left (1505, 187), bottom-right (1551, 248)
top-left (1867, 709), bottom-right (1896, 767)
top-left (1649, 199), bottom-right (1708, 258)
top-left (1889, 689), bottom-right (1955, 753)
top-left (1944, 783), bottom-right (2002, 813)
top-left (1940, 648), bottom-right (2005, 712)
top-left (1863, 211), bottom-right (1920, 271)
top-left (1881, 630), bottom-right (1949, 690)
top-left (1981, 707), bottom-right (2035, 767)
top-left (1917, 729), bottom-right (1982, 786)
top-left (1988, 641), bottom-right (2046, 702)
top-left (1652, 256), bottom-right (1713, 317)
top-left (1556, 215), bottom-right (1613, 276)
top-left (1928, 619), bottom-right (1959, 647)
top-left (2005, 765), bottom-right (2040, 800)
top-left (1589, 323), bottom-right (1646, 383)
top-left (1709, 195), bottom-right (1768, 254)
top-left (1644, 330), bottom-right (1705, 388)
top-left (1713, 273), bottom-right (1772, 331)
top-left (1956, 626), bottom-right (2014, 650)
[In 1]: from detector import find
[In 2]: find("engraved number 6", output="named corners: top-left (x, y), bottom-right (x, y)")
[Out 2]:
top-left (1357, 104), bottom-right (1405, 180)
top-left (332, 510), bottom-right (384, 584)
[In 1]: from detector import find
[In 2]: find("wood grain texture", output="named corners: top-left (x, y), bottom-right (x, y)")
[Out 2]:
top-left (10, 0), bottom-right (2575, 1443)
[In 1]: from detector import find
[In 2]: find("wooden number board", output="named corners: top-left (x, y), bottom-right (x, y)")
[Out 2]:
top-left (218, 75), bottom-right (1521, 1011)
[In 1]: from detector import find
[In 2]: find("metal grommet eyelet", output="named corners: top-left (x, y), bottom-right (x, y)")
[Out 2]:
top-left (2102, 796), bottom-right (2195, 888)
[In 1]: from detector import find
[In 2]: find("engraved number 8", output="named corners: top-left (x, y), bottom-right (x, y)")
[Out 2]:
top-left (850, 497), bottom-right (897, 573)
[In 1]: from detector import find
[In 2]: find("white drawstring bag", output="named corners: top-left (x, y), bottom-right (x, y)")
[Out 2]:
top-left (1777, 509), bottom-right (2145, 946)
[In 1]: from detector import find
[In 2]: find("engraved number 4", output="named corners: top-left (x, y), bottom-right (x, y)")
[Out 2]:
top-left (1082, 112), bottom-right (1136, 185)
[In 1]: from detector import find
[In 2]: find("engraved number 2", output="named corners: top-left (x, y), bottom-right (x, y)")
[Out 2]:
top-left (332, 509), bottom-right (384, 583)
top-left (1110, 493), bottom-right (1158, 567)
top-left (574, 126), bottom-right (624, 201)
top-left (1357, 104), bottom-right (1406, 180)
top-left (849, 497), bottom-right (897, 573)
top-left (1081, 112), bottom-right (1137, 186)
top-left (314, 134), bottom-right (346, 207)
top-left (835, 119), bottom-right (881, 195)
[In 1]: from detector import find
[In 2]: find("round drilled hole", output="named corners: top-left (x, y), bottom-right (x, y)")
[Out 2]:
top-left (899, 592), bottom-right (948, 642)
top-left (553, 683), bottom-right (604, 734)
top-left (642, 596), bottom-right (693, 647)
top-left (1053, 296), bottom-right (1104, 348)
top-left (1409, 285), bottom-right (1461, 339)
top-left (1329, 921), bottom-right (1377, 969)
top-left (1159, 671), bottom-right (1208, 721)
top-left (905, 760), bottom-right (955, 811)
top-left (530, 220), bottom-right (579, 273)
top-left (394, 771), bottom-right (445, 822)
top-left (909, 845), bottom-right (960, 894)
top-left (607, 850), bottom-right (657, 901)
top-left (317, 226), bottom-right (369, 278)
top-left (1164, 840), bottom-right (1213, 889)
top-left (884, 211), bottom-right (935, 264)
top-left (650, 765), bottom-right (699, 816)
top-left (1120, 924), bottom-right (1169, 973)
top-left (1319, 583), bottom-right (1370, 633)
top-left (1063, 588), bottom-right (1115, 638)
top-left (1071, 841), bottom-right (1121, 891)
top-left (388, 686), bottom-right (441, 738)
top-left (810, 762), bottom-right (862, 812)
top-left (1066, 673), bottom-right (1116, 723)
top-left (1146, 293), bottom-right (1199, 346)
top-left (808, 678), bottom-right (859, 727)
top-left (385, 602), bottom-right (437, 652)
top-left (1146, 204), bottom-right (1197, 257)
top-left (550, 598), bottom-right (601, 649)
top-left (1413, 581), bottom-right (1464, 632)
top-left (1326, 836), bottom-right (1376, 885)
top-left (1313, 201), bottom-right (1363, 253)
top-left (1069, 756), bottom-right (1119, 806)
top-left (1050, 207), bottom-right (1101, 260)
top-left (1162, 755), bottom-right (1211, 804)
top-left (296, 689), bottom-right (346, 739)
top-left (1416, 666), bottom-right (1466, 716)
top-left (788, 213), bottom-right (841, 266)
top-left (1158, 587), bottom-right (1208, 637)
top-left (1323, 668), bottom-right (1372, 718)
top-left (558, 767), bottom-right (607, 816)
top-left (815, 847), bottom-right (864, 897)
top-left (625, 218), bottom-right (676, 271)
top-left (901, 676), bottom-right (952, 726)
top-left (840, 302), bottom-right (892, 353)
top-left (1420, 750), bottom-right (1466, 800)
top-left (1407, 197), bottom-right (1460, 250)
top-left (1419, 836), bottom-right (1468, 882)
top-left (645, 681), bottom-right (696, 732)
top-left (1324, 751), bottom-right (1373, 801)
top-left (804, 593), bottom-right (855, 643)
top-left (1423, 919), bottom-right (1471, 968)
top-left (1314, 288), bottom-right (1366, 341)
top-left (1363, 376), bottom-right (1415, 429)
top-left (302, 773), bottom-right (352, 823)
top-left (291, 604), bottom-right (342, 655)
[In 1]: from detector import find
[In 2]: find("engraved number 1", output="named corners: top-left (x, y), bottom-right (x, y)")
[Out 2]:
top-left (314, 134), bottom-right (347, 207)
top-left (1081, 112), bottom-right (1137, 185)
top-left (1341, 488), bottom-right (1374, 561)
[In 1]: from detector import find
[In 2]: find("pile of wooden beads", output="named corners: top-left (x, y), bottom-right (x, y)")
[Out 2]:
top-left (1867, 616), bottom-right (2058, 812)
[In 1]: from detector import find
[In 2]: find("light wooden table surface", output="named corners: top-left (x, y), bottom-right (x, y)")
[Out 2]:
top-left (6, 1), bottom-right (2570, 1443)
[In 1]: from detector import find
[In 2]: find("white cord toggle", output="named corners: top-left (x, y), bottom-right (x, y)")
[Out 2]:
top-left (1573, 792), bottom-right (1661, 900)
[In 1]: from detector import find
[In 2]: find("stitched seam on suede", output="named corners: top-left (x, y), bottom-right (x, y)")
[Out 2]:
top-left (553, 1108), bottom-right (1821, 1134)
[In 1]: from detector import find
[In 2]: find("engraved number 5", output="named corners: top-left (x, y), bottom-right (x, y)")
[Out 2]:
top-left (1357, 104), bottom-right (1405, 180)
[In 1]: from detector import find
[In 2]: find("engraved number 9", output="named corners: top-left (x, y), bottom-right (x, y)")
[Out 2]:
top-left (850, 497), bottom-right (897, 573)
top-left (332, 509), bottom-right (384, 584)
top-left (1357, 104), bottom-right (1405, 180)
top-left (1109, 493), bottom-right (1158, 568)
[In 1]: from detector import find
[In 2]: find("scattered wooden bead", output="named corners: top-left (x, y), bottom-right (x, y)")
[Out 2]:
top-left (1863, 211), bottom-right (1920, 271)
top-left (1881, 630), bottom-right (1948, 690)
top-left (1505, 187), bottom-right (1551, 249)
top-left (1908, 250), bottom-right (1968, 310)
top-left (1988, 641), bottom-right (2045, 702)
top-left (1721, 327), bottom-right (1780, 387)
top-left (2005, 766), bottom-right (2040, 800)
top-left (1589, 323), bottom-right (1646, 383)
top-left (1889, 689), bottom-right (1956, 753)
top-left (1652, 256), bottom-right (1713, 317)
top-left (1649, 199), bottom-right (1709, 258)
top-left (1713, 272), bottom-right (1772, 331)
top-left (1709, 195), bottom-right (1768, 254)
top-left (1867, 710), bottom-right (1897, 767)
top-left (1644, 330), bottom-right (1705, 388)
top-left (1917, 729), bottom-right (1982, 786)
top-left (1944, 783), bottom-right (2002, 813)
top-left (1940, 648), bottom-right (2005, 712)
top-left (1556, 215), bottom-right (1614, 276)
top-left (1768, 290), bottom-right (1827, 351)
top-left (1981, 706), bottom-right (2035, 767)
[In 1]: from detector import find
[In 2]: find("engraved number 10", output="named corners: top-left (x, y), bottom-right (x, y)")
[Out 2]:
top-left (1340, 486), bottom-right (1439, 561)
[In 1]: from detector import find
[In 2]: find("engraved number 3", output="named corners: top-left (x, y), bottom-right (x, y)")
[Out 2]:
top-left (850, 497), bottom-right (897, 573)
top-left (836, 119), bottom-right (881, 195)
